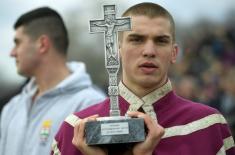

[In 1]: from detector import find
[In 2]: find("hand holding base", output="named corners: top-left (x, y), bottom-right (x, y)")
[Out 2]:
top-left (85, 116), bottom-right (145, 145)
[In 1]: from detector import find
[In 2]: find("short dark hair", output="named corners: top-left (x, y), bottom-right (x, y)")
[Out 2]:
top-left (120, 2), bottom-right (175, 42)
top-left (14, 7), bottom-right (69, 55)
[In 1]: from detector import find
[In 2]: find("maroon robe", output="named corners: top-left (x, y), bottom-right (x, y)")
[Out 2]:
top-left (51, 91), bottom-right (235, 155)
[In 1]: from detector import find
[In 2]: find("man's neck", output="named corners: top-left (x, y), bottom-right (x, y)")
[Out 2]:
top-left (122, 80), bottom-right (168, 98)
top-left (33, 62), bottom-right (70, 100)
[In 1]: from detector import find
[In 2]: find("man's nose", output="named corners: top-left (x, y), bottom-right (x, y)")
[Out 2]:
top-left (10, 48), bottom-right (16, 57)
top-left (142, 41), bottom-right (156, 58)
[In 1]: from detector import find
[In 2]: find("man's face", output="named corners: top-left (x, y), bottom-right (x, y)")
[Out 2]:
top-left (119, 15), bottom-right (178, 93)
top-left (10, 26), bottom-right (39, 77)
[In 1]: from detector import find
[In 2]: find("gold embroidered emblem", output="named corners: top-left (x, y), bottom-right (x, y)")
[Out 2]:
top-left (40, 120), bottom-right (52, 143)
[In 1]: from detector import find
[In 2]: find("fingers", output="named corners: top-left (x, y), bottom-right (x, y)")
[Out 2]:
top-left (128, 111), bottom-right (164, 155)
top-left (72, 114), bottom-right (99, 149)
top-left (127, 111), bottom-right (154, 130)
top-left (126, 111), bottom-right (145, 117)
top-left (127, 111), bottom-right (164, 140)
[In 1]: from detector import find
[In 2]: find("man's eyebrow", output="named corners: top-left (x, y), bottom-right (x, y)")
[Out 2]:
top-left (155, 35), bottom-right (171, 39)
top-left (127, 33), bottom-right (145, 38)
top-left (127, 33), bottom-right (171, 39)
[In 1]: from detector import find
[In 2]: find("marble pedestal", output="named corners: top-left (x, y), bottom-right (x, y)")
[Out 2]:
top-left (85, 116), bottom-right (145, 145)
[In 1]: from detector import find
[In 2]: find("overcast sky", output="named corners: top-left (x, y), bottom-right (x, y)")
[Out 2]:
top-left (0, 0), bottom-right (235, 88)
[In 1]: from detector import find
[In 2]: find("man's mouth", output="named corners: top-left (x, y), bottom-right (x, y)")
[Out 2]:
top-left (139, 62), bottom-right (158, 74)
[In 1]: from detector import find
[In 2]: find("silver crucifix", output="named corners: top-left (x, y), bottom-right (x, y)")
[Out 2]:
top-left (89, 5), bottom-right (131, 116)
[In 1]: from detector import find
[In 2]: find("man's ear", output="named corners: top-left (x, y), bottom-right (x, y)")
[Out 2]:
top-left (37, 35), bottom-right (50, 54)
top-left (171, 44), bottom-right (179, 64)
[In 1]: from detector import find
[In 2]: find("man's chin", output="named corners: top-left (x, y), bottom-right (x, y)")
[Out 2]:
top-left (17, 70), bottom-right (28, 77)
top-left (139, 77), bottom-right (165, 89)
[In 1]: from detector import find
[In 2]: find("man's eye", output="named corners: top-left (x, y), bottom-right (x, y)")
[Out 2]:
top-left (129, 37), bottom-right (142, 43)
top-left (156, 39), bottom-right (170, 44)
top-left (14, 42), bottom-right (19, 47)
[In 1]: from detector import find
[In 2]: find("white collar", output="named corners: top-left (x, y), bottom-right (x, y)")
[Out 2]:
top-left (119, 80), bottom-right (172, 120)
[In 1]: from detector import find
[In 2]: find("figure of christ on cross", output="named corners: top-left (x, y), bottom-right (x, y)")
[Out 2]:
top-left (93, 14), bottom-right (128, 59)
top-left (90, 5), bottom-right (131, 68)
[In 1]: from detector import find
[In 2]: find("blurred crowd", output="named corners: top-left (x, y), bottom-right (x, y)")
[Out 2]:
top-left (171, 17), bottom-right (235, 137)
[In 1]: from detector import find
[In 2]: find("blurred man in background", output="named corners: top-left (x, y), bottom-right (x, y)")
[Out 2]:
top-left (0, 7), bottom-right (105, 155)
